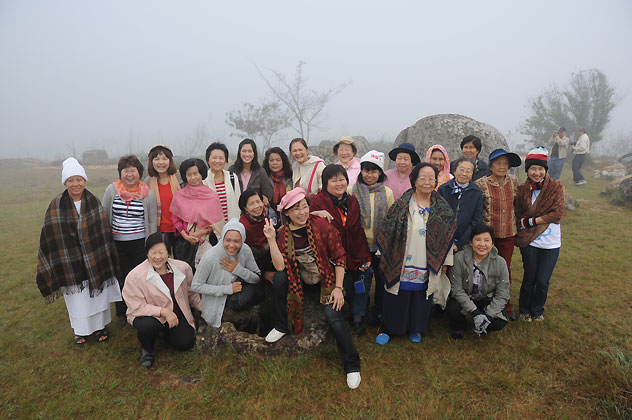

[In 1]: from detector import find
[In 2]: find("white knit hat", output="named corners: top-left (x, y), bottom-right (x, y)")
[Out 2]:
top-left (359, 150), bottom-right (385, 171)
top-left (61, 157), bottom-right (88, 185)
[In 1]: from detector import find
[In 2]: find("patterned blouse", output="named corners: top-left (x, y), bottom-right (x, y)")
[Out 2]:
top-left (475, 174), bottom-right (519, 239)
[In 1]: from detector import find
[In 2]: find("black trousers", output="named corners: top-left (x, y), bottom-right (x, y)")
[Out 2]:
top-left (132, 314), bottom-right (196, 353)
top-left (445, 297), bottom-right (507, 333)
top-left (161, 231), bottom-right (176, 256)
top-left (271, 271), bottom-right (361, 373)
top-left (115, 238), bottom-right (147, 318)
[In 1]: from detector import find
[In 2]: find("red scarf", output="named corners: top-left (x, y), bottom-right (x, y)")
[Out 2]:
top-left (271, 170), bottom-right (287, 205)
top-left (239, 211), bottom-right (267, 248)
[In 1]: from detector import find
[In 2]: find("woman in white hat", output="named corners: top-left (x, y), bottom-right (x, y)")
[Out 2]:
top-left (348, 150), bottom-right (395, 324)
top-left (36, 158), bottom-right (122, 344)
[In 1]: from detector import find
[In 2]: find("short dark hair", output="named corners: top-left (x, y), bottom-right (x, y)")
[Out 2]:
top-left (358, 161), bottom-right (386, 184)
top-left (461, 135), bottom-right (482, 153)
top-left (145, 231), bottom-right (166, 254)
top-left (238, 188), bottom-right (262, 213)
top-left (118, 155), bottom-right (144, 179)
top-left (147, 145), bottom-right (177, 177)
top-left (469, 224), bottom-right (495, 242)
top-left (409, 162), bottom-right (438, 187)
top-left (453, 157), bottom-right (476, 171)
top-left (205, 142), bottom-right (229, 163)
top-left (234, 138), bottom-right (260, 173)
top-left (289, 138), bottom-right (308, 155)
top-left (263, 147), bottom-right (293, 179)
top-left (322, 164), bottom-right (349, 190)
top-left (179, 158), bottom-right (208, 183)
top-left (559, 127), bottom-right (566, 132)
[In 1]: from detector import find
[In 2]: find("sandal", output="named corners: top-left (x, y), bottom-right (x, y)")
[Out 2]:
top-left (74, 335), bottom-right (88, 345)
top-left (94, 329), bottom-right (109, 343)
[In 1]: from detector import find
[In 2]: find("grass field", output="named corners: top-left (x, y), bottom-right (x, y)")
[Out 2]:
top-left (1, 159), bottom-right (631, 419)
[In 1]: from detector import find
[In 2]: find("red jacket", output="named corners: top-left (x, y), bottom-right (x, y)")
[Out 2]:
top-left (309, 191), bottom-right (371, 271)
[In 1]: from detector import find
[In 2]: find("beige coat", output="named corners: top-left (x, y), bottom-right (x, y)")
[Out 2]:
top-left (292, 155), bottom-right (325, 195)
top-left (548, 135), bottom-right (569, 158)
top-left (203, 169), bottom-right (241, 231)
top-left (122, 259), bottom-right (202, 328)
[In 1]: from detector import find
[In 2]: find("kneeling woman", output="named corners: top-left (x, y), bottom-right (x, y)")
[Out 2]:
top-left (263, 188), bottom-right (362, 390)
top-left (376, 163), bottom-right (456, 344)
top-left (446, 225), bottom-right (510, 339)
top-left (192, 219), bottom-right (263, 330)
top-left (122, 233), bottom-right (202, 367)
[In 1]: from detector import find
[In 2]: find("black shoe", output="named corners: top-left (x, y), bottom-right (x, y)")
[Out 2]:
top-left (353, 321), bottom-right (367, 336)
top-left (139, 349), bottom-right (154, 368)
top-left (508, 313), bottom-right (519, 322)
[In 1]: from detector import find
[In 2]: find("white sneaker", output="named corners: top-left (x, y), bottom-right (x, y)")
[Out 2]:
top-left (576, 180), bottom-right (587, 185)
top-left (265, 328), bottom-right (286, 343)
top-left (346, 372), bottom-right (361, 389)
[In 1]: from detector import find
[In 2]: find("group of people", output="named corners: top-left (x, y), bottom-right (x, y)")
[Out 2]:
top-left (37, 134), bottom-right (567, 389)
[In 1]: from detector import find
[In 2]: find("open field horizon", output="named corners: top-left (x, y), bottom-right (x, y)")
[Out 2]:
top-left (1, 159), bottom-right (631, 419)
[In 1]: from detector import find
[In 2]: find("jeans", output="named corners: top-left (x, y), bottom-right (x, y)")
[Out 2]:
top-left (115, 239), bottom-right (147, 318)
top-left (445, 297), bottom-right (507, 332)
top-left (343, 268), bottom-right (373, 323)
top-left (548, 157), bottom-right (565, 180)
top-left (572, 154), bottom-right (586, 183)
top-left (519, 245), bottom-right (560, 317)
top-left (271, 271), bottom-right (361, 373)
top-left (132, 314), bottom-right (196, 353)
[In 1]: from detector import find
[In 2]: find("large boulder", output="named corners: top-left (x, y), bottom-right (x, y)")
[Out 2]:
top-left (392, 114), bottom-right (509, 168)
top-left (605, 175), bottom-right (632, 206)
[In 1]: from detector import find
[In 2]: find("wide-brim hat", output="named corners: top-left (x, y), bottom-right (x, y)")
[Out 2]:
top-left (488, 148), bottom-right (522, 167)
top-left (388, 142), bottom-right (420, 165)
top-left (333, 136), bottom-right (357, 154)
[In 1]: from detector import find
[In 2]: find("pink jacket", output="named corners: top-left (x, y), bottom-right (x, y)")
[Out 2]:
top-left (337, 157), bottom-right (361, 186)
top-left (122, 259), bottom-right (202, 328)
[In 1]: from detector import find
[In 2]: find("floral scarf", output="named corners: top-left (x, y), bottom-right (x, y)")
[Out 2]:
top-left (377, 189), bottom-right (456, 287)
top-left (149, 175), bottom-right (180, 227)
top-left (114, 179), bottom-right (149, 203)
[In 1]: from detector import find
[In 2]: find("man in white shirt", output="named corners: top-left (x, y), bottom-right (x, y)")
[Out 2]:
top-left (571, 129), bottom-right (590, 185)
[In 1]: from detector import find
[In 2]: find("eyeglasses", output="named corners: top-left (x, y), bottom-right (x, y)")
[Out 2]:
top-left (416, 178), bottom-right (436, 184)
top-left (455, 167), bottom-right (474, 174)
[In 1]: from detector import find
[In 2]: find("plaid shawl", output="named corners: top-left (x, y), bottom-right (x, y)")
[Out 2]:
top-left (277, 217), bottom-right (346, 334)
top-left (514, 176), bottom-right (565, 247)
top-left (36, 189), bottom-right (119, 303)
top-left (377, 189), bottom-right (456, 287)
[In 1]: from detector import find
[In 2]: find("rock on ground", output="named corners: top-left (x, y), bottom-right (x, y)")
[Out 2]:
top-left (393, 114), bottom-right (509, 168)
top-left (196, 296), bottom-right (333, 356)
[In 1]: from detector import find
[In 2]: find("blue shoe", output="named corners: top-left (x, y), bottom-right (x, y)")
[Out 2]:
top-left (409, 332), bottom-right (422, 343)
top-left (375, 333), bottom-right (390, 345)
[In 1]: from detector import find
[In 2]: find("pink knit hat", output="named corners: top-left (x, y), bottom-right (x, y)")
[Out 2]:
top-left (278, 187), bottom-right (306, 211)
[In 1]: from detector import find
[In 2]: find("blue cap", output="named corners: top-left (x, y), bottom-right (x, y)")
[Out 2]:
top-left (488, 148), bottom-right (521, 167)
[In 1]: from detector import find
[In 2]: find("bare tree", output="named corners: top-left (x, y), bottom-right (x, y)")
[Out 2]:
top-left (225, 100), bottom-right (291, 150)
top-left (255, 61), bottom-right (350, 141)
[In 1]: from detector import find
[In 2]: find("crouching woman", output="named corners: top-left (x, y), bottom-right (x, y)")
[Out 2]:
top-left (263, 187), bottom-right (362, 389)
top-left (446, 224), bottom-right (509, 339)
top-left (122, 233), bottom-right (202, 367)
top-left (192, 219), bottom-right (263, 330)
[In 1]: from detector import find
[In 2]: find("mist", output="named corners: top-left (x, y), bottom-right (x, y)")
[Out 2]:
top-left (1, 0), bottom-right (631, 160)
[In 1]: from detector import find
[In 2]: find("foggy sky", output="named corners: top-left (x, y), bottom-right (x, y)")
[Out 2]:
top-left (1, 0), bottom-right (631, 159)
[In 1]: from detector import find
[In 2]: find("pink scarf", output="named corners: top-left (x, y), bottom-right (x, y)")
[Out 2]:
top-left (424, 144), bottom-right (452, 188)
top-left (170, 184), bottom-right (223, 229)
top-left (114, 180), bottom-right (149, 202)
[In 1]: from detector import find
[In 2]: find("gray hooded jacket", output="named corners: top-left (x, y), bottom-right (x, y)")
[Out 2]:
top-left (191, 218), bottom-right (261, 327)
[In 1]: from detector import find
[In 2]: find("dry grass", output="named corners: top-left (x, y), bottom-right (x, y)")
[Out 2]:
top-left (1, 159), bottom-right (631, 419)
